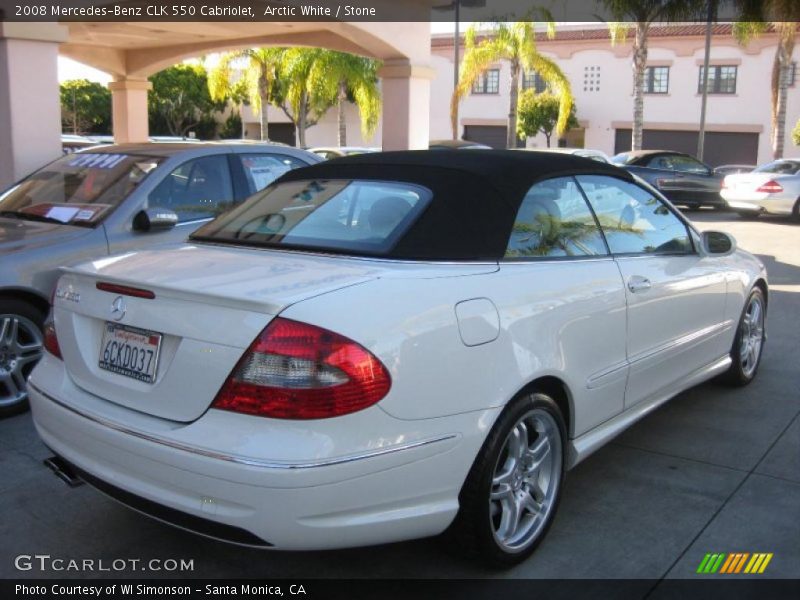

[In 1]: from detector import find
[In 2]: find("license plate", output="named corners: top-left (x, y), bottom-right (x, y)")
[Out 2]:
top-left (99, 323), bottom-right (162, 384)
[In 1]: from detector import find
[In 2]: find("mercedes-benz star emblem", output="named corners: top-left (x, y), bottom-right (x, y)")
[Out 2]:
top-left (110, 296), bottom-right (126, 321)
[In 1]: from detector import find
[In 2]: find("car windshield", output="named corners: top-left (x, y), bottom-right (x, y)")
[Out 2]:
top-left (191, 179), bottom-right (431, 256)
top-left (754, 160), bottom-right (800, 175)
top-left (0, 152), bottom-right (161, 227)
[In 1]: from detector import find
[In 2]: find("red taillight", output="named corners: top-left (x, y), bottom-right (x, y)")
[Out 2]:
top-left (96, 282), bottom-right (155, 299)
top-left (756, 180), bottom-right (783, 194)
top-left (721, 179), bottom-right (729, 190)
top-left (212, 318), bottom-right (391, 419)
top-left (43, 321), bottom-right (62, 359)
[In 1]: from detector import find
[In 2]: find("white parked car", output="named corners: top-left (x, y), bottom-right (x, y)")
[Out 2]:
top-left (30, 151), bottom-right (767, 566)
top-left (721, 158), bottom-right (800, 220)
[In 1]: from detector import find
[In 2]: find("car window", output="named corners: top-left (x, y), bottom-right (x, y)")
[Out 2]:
top-left (0, 153), bottom-right (161, 227)
top-left (148, 155), bottom-right (234, 223)
top-left (191, 179), bottom-right (431, 256)
top-left (238, 153), bottom-right (309, 193)
top-left (505, 177), bottom-right (608, 259)
top-left (754, 160), bottom-right (800, 175)
top-left (648, 156), bottom-right (675, 170)
top-left (576, 175), bottom-right (693, 255)
top-left (668, 155), bottom-right (709, 174)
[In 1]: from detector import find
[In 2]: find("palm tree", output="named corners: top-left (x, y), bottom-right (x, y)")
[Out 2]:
top-left (733, 1), bottom-right (800, 159)
top-left (306, 51), bottom-right (381, 146)
top-left (207, 48), bottom-right (284, 141)
top-left (451, 21), bottom-right (574, 149)
top-left (273, 47), bottom-right (336, 147)
top-left (603, 0), bottom-right (700, 151)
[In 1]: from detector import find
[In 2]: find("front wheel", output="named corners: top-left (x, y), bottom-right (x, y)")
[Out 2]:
top-left (0, 300), bottom-right (45, 418)
top-left (720, 287), bottom-right (766, 386)
top-left (447, 392), bottom-right (566, 567)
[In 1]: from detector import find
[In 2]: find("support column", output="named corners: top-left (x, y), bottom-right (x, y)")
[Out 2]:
top-left (378, 61), bottom-right (435, 150)
top-left (0, 23), bottom-right (67, 189)
top-left (108, 78), bottom-right (152, 144)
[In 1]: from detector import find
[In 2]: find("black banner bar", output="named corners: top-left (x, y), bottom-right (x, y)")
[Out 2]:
top-left (3, 579), bottom-right (800, 600)
top-left (0, 0), bottom-right (744, 23)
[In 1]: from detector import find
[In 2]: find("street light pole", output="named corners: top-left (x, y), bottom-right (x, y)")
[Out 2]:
top-left (452, 1), bottom-right (460, 140)
top-left (697, 0), bottom-right (714, 161)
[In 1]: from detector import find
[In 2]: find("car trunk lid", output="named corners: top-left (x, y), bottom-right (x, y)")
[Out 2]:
top-left (52, 244), bottom-right (384, 422)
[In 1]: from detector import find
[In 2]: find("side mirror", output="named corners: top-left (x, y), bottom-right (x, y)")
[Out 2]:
top-left (133, 208), bottom-right (178, 233)
top-left (702, 230), bottom-right (736, 256)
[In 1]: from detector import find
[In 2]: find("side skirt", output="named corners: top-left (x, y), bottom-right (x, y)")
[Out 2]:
top-left (566, 354), bottom-right (732, 468)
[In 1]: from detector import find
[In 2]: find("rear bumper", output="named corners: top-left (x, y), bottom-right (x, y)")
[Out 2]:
top-left (29, 358), bottom-right (494, 550)
top-left (721, 192), bottom-right (795, 215)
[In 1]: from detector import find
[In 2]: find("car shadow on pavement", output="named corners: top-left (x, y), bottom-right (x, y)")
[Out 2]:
top-left (757, 254), bottom-right (800, 287)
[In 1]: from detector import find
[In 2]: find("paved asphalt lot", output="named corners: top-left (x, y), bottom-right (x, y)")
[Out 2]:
top-left (0, 210), bottom-right (797, 584)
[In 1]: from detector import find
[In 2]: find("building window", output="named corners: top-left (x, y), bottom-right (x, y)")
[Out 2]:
top-left (583, 65), bottom-right (601, 92)
top-left (698, 65), bottom-right (737, 94)
top-left (472, 69), bottom-right (500, 94)
top-left (522, 70), bottom-right (548, 93)
top-left (644, 66), bottom-right (669, 94)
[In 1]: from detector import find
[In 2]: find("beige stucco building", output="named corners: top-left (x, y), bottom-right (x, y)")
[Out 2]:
top-left (430, 23), bottom-right (800, 165)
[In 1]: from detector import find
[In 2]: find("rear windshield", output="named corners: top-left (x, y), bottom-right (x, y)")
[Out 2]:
top-left (754, 160), bottom-right (800, 175)
top-left (191, 179), bottom-right (431, 255)
top-left (0, 153), bottom-right (161, 227)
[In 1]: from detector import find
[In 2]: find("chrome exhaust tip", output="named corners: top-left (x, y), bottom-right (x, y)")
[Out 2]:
top-left (43, 456), bottom-right (84, 488)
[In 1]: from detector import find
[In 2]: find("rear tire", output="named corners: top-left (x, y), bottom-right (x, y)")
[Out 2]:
top-left (735, 210), bottom-right (760, 220)
top-left (792, 198), bottom-right (800, 223)
top-left (446, 392), bottom-right (566, 567)
top-left (0, 299), bottom-right (45, 418)
top-left (719, 287), bottom-right (766, 387)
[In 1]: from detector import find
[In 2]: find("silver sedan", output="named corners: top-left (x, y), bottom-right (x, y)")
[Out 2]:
top-left (721, 159), bottom-right (800, 220)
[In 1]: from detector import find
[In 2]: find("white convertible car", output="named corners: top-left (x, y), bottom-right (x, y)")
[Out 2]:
top-left (29, 151), bottom-right (767, 566)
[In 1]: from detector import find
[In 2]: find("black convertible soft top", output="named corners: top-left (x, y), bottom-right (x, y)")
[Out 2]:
top-left (273, 150), bottom-right (633, 261)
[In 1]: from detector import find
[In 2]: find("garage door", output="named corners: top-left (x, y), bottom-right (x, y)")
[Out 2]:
top-left (614, 129), bottom-right (759, 167)
top-left (464, 125), bottom-right (525, 149)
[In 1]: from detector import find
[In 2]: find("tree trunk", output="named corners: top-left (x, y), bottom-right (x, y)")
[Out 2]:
top-left (297, 92), bottom-right (308, 147)
top-left (544, 132), bottom-right (551, 147)
top-left (507, 60), bottom-right (520, 149)
top-left (72, 89), bottom-right (78, 134)
top-left (337, 79), bottom-right (347, 147)
top-left (631, 22), bottom-right (649, 151)
top-left (258, 74), bottom-right (269, 141)
top-left (772, 33), bottom-right (795, 159)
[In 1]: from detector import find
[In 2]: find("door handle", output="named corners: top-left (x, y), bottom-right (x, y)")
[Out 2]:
top-left (627, 276), bottom-right (651, 293)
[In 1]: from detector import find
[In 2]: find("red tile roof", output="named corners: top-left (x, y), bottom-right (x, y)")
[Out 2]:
top-left (430, 23), bottom-right (792, 48)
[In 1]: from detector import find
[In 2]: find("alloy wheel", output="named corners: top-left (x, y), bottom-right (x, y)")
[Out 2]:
top-left (739, 294), bottom-right (764, 379)
top-left (0, 314), bottom-right (44, 408)
top-left (489, 408), bottom-right (562, 552)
